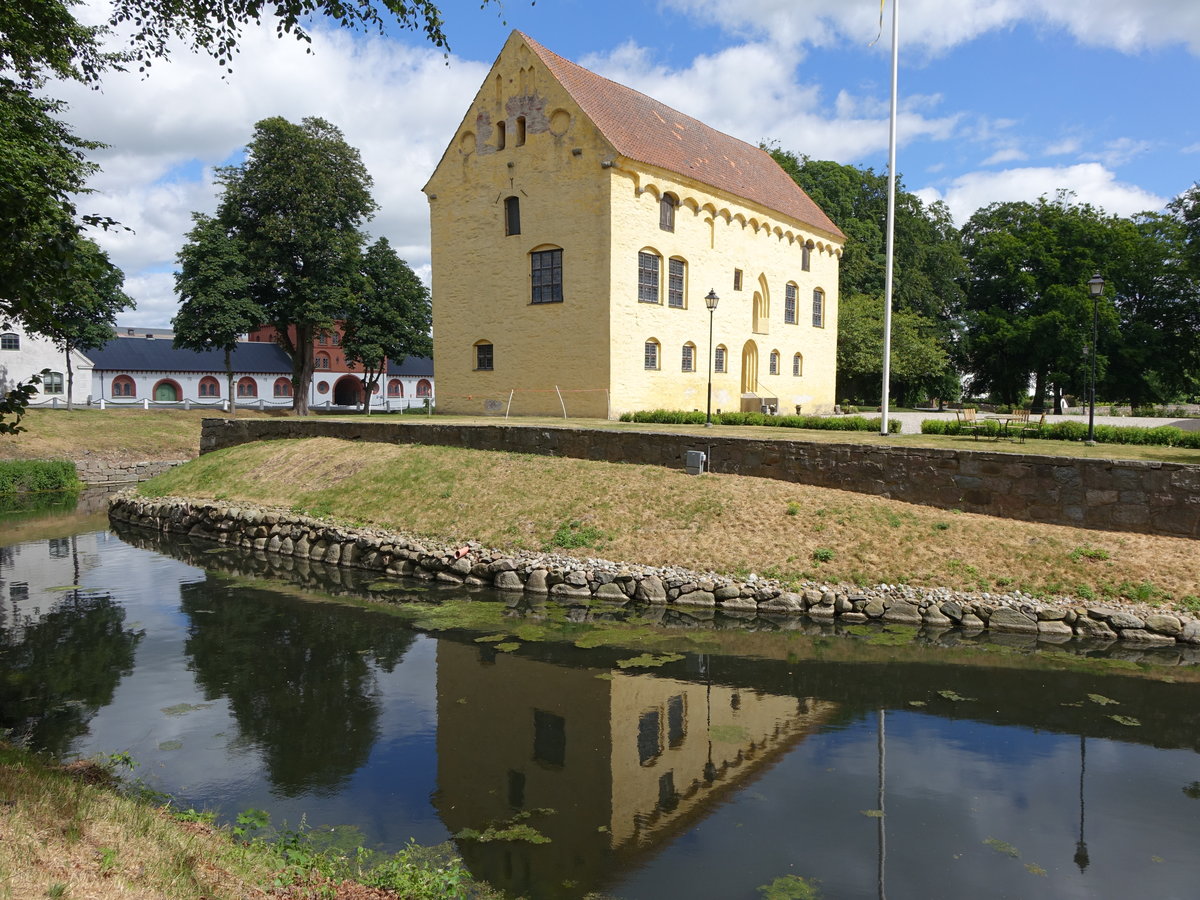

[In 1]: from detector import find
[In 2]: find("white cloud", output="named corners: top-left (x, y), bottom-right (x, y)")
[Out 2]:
top-left (662, 0), bottom-right (1200, 56)
top-left (916, 162), bottom-right (1167, 224)
top-left (1084, 136), bottom-right (1153, 168)
top-left (981, 147), bottom-right (1028, 166)
top-left (53, 26), bottom-right (488, 326)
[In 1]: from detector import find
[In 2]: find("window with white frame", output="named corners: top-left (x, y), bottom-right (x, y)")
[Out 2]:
top-left (638, 251), bottom-right (661, 303)
top-left (0, 333), bottom-right (18, 350)
top-left (668, 258), bottom-right (685, 308)
top-left (644, 339), bottom-right (660, 370)
top-left (43, 372), bottom-right (64, 394)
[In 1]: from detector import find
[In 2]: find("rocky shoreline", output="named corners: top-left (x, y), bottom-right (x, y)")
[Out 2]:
top-left (109, 494), bottom-right (1200, 647)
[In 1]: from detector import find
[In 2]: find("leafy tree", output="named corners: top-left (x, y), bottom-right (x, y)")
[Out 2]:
top-left (837, 293), bottom-right (950, 406)
top-left (28, 236), bottom-right (133, 410)
top-left (341, 237), bottom-right (432, 413)
top-left (210, 116), bottom-right (377, 414)
top-left (173, 213), bottom-right (263, 414)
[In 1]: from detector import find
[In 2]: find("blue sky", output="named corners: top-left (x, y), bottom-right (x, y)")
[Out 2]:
top-left (59, 0), bottom-right (1200, 325)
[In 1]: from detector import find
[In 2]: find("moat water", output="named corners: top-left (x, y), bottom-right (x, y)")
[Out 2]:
top-left (3, 491), bottom-right (1200, 899)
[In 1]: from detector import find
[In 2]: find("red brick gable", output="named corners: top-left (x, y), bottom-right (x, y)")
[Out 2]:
top-left (519, 32), bottom-right (844, 242)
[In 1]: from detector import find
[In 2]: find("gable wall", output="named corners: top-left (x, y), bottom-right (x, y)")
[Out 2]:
top-left (426, 35), bottom-right (615, 417)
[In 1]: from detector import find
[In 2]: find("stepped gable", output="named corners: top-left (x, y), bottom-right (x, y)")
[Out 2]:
top-left (520, 31), bottom-right (844, 241)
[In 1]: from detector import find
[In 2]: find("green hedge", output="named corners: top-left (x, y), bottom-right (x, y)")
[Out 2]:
top-left (0, 459), bottom-right (82, 495)
top-left (619, 409), bottom-right (902, 433)
top-left (920, 418), bottom-right (1200, 448)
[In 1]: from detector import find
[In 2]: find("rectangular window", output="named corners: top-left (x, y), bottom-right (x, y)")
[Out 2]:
top-left (43, 372), bottom-right (64, 394)
top-left (644, 341), bottom-right (659, 370)
top-left (533, 710), bottom-right (566, 767)
top-left (638, 252), bottom-right (660, 303)
top-left (515, 116), bottom-right (526, 147)
top-left (531, 249), bottom-right (562, 303)
top-left (0, 334), bottom-right (18, 350)
top-left (733, 269), bottom-right (742, 291)
top-left (681, 344), bottom-right (694, 372)
top-left (714, 346), bottom-right (726, 373)
top-left (668, 258), bottom-right (685, 308)
top-left (505, 196), bottom-right (521, 236)
top-left (475, 343), bottom-right (494, 370)
top-left (785, 283), bottom-right (797, 324)
top-left (812, 290), bottom-right (825, 328)
top-left (638, 709), bottom-right (662, 766)
top-left (667, 695), bottom-right (686, 748)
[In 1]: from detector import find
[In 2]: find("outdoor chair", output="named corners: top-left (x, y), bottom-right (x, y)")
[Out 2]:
top-left (1018, 412), bottom-right (1046, 443)
top-left (955, 407), bottom-right (983, 440)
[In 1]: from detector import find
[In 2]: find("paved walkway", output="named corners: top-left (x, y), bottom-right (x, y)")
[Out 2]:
top-left (884, 410), bottom-right (1200, 434)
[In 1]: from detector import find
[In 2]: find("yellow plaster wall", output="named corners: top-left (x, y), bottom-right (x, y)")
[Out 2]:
top-left (426, 34), bottom-right (615, 417)
top-left (607, 164), bottom-right (842, 417)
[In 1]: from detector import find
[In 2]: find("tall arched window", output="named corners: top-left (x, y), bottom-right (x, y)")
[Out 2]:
top-left (198, 376), bottom-right (220, 397)
top-left (681, 342), bottom-right (696, 372)
top-left (237, 377), bottom-right (258, 398)
top-left (660, 193), bottom-right (677, 232)
top-left (784, 282), bottom-right (798, 324)
top-left (769, 350), bottom-right (780, 376)
top-left (668, 258), bottom-right (686, 309)
top-left (531, 247), bottom-right (563, 303)
top-left (504, 196), bottom-right (521, 236)
top-left (793, 353), bottom-right (804, 377)
top-left (112, 375), bottom-right (136, 398)
top-left (638, 250), bottom-right (661, 303)
top-left (812, 289), bottom-right (825, 328)
top-left (714, 345), bottom-right (727, 374)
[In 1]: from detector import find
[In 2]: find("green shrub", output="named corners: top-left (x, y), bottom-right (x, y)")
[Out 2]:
top-left (0, 459), bottom-right (81, 495)
top-left (620, 409), bottom-right (901, 433)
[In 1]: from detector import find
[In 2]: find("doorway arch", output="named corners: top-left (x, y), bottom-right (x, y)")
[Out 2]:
top-left (740, 340), bottom-right (759, 395)
top-left (333, 375), bottom-right (363, 406)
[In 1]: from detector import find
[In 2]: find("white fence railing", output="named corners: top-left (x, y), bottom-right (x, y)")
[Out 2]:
top-left (26, 396), bottom-right (434, 412)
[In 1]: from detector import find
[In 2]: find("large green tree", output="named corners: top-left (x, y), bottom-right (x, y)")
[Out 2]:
top-left (341, 237), bottom-right (432, 413)
top-left (209, 115), bottom-right (377, 415)
top-left (172, 213), bottom-right (263, 414)
top-left (837, 293), bottom-right (952, 407)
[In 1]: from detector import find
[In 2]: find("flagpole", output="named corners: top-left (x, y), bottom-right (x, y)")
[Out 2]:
top-left (880, 0), bottom-right (899, 436)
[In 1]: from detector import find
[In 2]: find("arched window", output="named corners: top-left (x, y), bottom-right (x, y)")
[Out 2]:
top-left (660, 193), bottom-right (677, 232)
top-left (784, 282), bottom-right (798, 325)
top-left (315, 351), bottom-right (331, 370)
top-left (331, 332), bottom-right (340, 346)
top-left (318, 332), bottom-right (328, 346)
top-left (416, 379), bottom-right (432, 397)
top-left (681, 342), bottom-right (696, 372)
top-left (112, 375), bottom-right (136, 398)
top-left (237, 377), bottom-right (258, 398)
top-left (387, 379), bottom-right (403, 397)
top-left (802, 241), bottom-right (813, 272)
top-left (198, 376), bottom-right (220, 397)
top-left (644, 339), bottom-right (660, 370)
top-left (638, 250), bottom-right (661, 303)
top-left (504, 196), bottom-right (521, 236)
top-left (668, 257), bottom-right (686, 309)
top-left (475, 341), bottom-right (494, 371)
top-left (812, 289), bottom-right (825, 328)
top-left (793, 353), bottom-right (804, 377)
top-left (273, 377), bottom-right (293, 397)
top-left (0, 333), bottom-right (18, 350)
top-left (769, 350), bottom-right (780, 376)
top-left (714, 345), bottom-right (727, 374)
top-left (43, 372), bottom-right (64, 394)
top-left (152, 379), bottom-right (180, 401)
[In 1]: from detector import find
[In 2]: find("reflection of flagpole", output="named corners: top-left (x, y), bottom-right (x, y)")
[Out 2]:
top-left (878, 708), bottom-right (887, 900)
top-left (880, 0), bottom-right (899, 436)
top-left (1075, 735), bottom-right (1089, 872)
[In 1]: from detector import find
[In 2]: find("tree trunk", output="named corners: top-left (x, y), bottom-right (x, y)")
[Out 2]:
top-left (291, 324), bottom-right (314, 416)
top-left (65, 345), bottom-right (74, 411)
top-left (225, 348), bottom-right (236, 418)
top-left (1032, 370), bottom-right (1046, 411)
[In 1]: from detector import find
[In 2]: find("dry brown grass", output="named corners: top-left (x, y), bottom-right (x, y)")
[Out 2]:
top-left (144, 438), bottom-right (1200, 607)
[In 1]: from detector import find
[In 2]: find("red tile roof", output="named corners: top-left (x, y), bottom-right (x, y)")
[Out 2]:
top-left (520, 32), bottom-right (844, 242)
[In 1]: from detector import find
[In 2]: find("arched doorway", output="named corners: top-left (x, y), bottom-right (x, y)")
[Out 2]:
top-left (740, 340), bottom-right (759, 395)
top-left (153, 380), bottom-right (180, 401)
top-left (333, 375), bottom-right (363, 406)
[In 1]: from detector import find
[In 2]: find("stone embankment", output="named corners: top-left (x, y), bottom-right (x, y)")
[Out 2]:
top-left (75, 458), bottom-right (186, 485)
top-left (109, 494), bottom-right (1200, 648)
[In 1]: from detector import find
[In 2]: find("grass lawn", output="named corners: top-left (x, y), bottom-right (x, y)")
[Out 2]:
top-left (142, 438), bottom-right (1200, 610)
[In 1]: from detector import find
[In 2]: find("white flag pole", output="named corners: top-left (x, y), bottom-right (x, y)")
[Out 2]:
top-left (880, 0), bottom-right (899, 436)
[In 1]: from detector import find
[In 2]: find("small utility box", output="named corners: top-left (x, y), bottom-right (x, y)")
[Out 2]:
top-left (685, 450), bottom-right (707, 475)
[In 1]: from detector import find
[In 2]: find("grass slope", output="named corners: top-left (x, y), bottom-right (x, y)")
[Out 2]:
top-left (141, 438), bottom-right (1200, 608)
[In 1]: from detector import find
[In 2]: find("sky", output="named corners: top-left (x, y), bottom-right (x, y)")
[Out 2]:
top-left (54, 0), bottom-right (1200, 327)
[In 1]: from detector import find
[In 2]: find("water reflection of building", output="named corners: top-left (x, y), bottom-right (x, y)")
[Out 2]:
top-left (0, 532), bottom-right (102, 625)
top-left (434, 640), bottom-right (836, 898)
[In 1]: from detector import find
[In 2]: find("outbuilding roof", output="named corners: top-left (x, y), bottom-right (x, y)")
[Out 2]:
top-left (520, 32), bottom-right (844, 241)
top-left (387, 355), bottom-right (434, 377)
top-left (87, 338), bottom-right (293, 373)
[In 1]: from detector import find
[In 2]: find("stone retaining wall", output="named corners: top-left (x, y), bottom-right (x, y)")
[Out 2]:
top-left (199, 418), bottom-right (1200, 539)
top-left (109, 494), bottom-right (1200, 647)
top-left (75, 458), bottom-right (186, 485)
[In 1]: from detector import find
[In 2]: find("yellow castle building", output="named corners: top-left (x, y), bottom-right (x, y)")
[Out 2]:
top-left (424, 31), bottom-right (844, 418)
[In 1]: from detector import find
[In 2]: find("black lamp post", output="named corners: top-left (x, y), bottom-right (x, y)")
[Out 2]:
top-left (705, 289), bottom-right (719, 427)
top-left (1086, 273), bottom-right (1104, 446)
